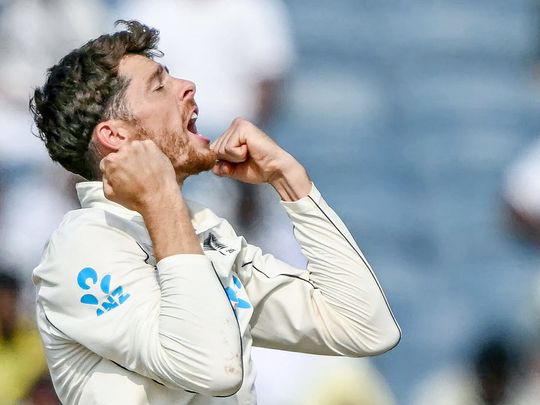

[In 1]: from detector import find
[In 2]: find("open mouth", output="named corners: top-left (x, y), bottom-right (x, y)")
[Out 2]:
top-left (186, 107), bottom-right (210, 144)
top-left (187, 108), bottom-right (198, 134)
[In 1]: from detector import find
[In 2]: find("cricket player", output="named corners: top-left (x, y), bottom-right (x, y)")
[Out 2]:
top-left (30, 20), bottom-right (400, 404)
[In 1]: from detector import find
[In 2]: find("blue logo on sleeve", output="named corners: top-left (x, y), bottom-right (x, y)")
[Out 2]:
top-left (77, 267), bottom-right (130, 316)
top-left (224, 274), bottom-right (251, 317)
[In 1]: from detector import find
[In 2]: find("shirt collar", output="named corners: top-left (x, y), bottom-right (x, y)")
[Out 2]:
top-left (76, 181), bottom-right (221, 234)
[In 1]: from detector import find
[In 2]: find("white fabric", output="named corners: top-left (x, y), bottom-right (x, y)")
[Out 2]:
top-left (33, 182), bottom-right (400, 404)
top-left (0, 0), bottom-right (110, 105)
top-left (503, 137), bottom-right (540, 219)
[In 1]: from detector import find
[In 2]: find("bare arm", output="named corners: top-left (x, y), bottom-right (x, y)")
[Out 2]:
top-left (100, 140), bottom-right (201, 260)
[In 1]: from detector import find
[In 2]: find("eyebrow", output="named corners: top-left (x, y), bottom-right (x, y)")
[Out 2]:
top-left (146, 64), bottom-right (169, 90)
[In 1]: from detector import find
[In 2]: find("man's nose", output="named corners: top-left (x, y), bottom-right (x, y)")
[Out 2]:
top-left (177, 79), bottom-right (196, 100)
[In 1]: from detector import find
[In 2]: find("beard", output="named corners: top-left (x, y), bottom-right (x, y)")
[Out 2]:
top-left (134, 123), bottom-right (217, 176)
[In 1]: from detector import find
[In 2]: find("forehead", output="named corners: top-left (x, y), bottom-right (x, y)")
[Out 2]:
top-left (118, 54), bottom-right (159, 81)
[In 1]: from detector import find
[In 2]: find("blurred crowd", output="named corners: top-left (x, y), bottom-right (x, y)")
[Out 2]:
top-left (4, 0), bottom-right (540, 404)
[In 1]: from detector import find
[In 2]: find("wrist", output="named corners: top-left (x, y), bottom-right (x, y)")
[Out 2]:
top-left (268, 155), bottom-right (311, 201)
top-left (139, 189), bottom-right (202, 261)
top-left (138, 184), bottom-right (183, 216)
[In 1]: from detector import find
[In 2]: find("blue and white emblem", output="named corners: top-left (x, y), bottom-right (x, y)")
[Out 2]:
top-left (225, 274), bottom-right (252, 316)
top-left (77, 267), bottom-right (130, 316)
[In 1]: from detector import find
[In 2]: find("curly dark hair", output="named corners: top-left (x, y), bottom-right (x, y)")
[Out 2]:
top-left (30, 20), bottom-right (162, 180)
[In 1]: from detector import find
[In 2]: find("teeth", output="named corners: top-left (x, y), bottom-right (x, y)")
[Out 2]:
top-left (191, 112), bottom-right (198, 120)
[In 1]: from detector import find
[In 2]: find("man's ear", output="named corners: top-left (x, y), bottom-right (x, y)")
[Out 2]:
top-left (93, 120), bottom-right (130, 153)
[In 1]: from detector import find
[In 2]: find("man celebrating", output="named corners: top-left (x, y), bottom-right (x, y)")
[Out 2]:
top-left (31, 21), bottom-right (400, 404)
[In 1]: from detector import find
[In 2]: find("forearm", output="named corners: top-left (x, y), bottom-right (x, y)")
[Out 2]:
top-left (140, 187), bottom-right (202, 261)
top-left (281, 186), bottom-right (401, 354)
top-left (149, 255), bottom-right (243, 393)
top-left (245, 186), bottom-right (400, 356)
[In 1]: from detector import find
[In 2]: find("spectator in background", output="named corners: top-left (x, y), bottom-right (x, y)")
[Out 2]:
top-left (22, 373), bottom-right (60, 405)
top-left (412, 335), bottom-right (525, 405)
top-left (0, 0), bottom-right (110, 106)
top-left (502, 137), bottom-right (540, 242)
top-left (501, 138), bottom-right (540, 402)
top-left (119, 0), bottom-right (295, 244)
top-left (0, 270), bottom-right (48, 404)
top-left (0, 0), bottom-right (110, 294)
top-left (0, 6), bottom-right (111, 397)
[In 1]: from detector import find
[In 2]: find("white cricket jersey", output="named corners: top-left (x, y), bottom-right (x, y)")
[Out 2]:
top-left (33, 182), bottom-right (400, 404)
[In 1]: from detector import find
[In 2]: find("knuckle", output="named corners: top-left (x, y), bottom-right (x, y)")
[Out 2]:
top-left (233, 117), bottom-right (245, 126)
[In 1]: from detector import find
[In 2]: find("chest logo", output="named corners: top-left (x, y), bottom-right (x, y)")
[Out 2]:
top-left (76, 267), bottom-right (130, 316)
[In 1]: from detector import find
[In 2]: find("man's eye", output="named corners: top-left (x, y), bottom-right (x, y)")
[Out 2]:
top-left (154, 84), bottom-right (165, 92)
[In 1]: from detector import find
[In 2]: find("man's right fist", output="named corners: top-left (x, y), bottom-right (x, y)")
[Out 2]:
top-left (99, 140), bottom-right (179, 213)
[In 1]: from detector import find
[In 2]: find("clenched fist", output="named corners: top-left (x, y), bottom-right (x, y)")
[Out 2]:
top-left (210, 118), bottom-right (312, 201)
top-left (100, 140), bottom-right (179, 213)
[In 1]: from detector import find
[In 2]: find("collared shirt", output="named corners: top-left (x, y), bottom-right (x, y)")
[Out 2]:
top-left (33, 182), bottom-right (400, 404)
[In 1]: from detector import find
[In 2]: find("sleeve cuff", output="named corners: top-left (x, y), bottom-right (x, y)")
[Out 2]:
top-left (279, 182), bottom-right (322, 214)
top-left (156, 254), bottom-right (212, 273)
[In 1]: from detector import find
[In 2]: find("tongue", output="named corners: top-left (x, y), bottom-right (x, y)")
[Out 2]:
top-left (196, 132), bottom-right (210, 143)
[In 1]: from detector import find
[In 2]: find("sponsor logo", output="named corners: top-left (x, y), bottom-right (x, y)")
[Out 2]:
top-left (203, 233), bottom-right (236, 255)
